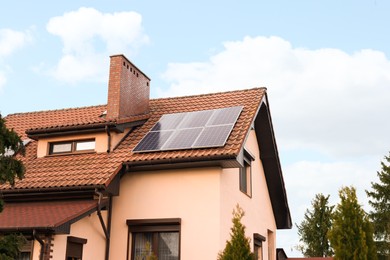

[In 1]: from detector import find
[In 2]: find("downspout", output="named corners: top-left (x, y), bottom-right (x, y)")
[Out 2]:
top-left (33, 230), bottom-right (45, 260)
top-left (106, 195), bottom-right (113, 260)
top-left (105, 125), bottom-right (111, 153)
top-left (95, 190), bottom-right (111, 260)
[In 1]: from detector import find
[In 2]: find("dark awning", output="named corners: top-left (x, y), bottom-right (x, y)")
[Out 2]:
top-left (0, 200), bottom-right (102, 234)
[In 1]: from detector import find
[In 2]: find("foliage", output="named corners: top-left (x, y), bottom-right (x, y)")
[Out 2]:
top-left (0, 234), bottom-right (26, 260)
top-left (0, 114), bottom-right (26, 259)
top-left (328, 186), bottom-right (377, 260)
top-left (366, 152), bottom-right (390, 258)
top-left (218, 204), bottom-right (254, 260)
top-left (0, 115), bottom-right (25, 201)
top-left (135, 241), bottom-right (158, 260)
top-left (296, 193), bottom-right (334, 257)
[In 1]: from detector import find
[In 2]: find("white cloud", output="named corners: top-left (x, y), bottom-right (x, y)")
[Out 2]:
top-left (159, 36), bottom-right (390, 159)
top-left (46, 7), bottom-right (149, 83)
top-left (0, 28), bottom-right (32, 90)
top-left (0, 28), bottom-right (32, 57)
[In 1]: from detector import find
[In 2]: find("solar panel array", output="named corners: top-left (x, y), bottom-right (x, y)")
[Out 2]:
top-left (133, 106), bottom-right (243, 153)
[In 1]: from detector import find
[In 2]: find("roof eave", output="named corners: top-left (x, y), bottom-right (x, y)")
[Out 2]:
top-left (254, 94), bottom-right (292, 229)
top-left (124, 153), bottom-right (241, 172)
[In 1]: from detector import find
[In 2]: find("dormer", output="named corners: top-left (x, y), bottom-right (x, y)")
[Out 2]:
top-left (25, 54), bottom-right (150, 158)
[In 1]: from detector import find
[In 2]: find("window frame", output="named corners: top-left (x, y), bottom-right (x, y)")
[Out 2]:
top-left (240, 149), bottom-right (255, 196)
top-left (48, 139), bottom-right (95, 155)
top-left (253, 233), bottom-right (266, 260)
top-left (65, 236), bottom-right (87, 260)
top-left (127, 218), bottom-right (181, 260)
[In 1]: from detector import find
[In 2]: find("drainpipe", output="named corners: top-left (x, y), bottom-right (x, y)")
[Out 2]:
top-left (33, 230), bottom-right (45, 260)
top-left (95, 190), bottom-right (111, 260)
top-left (105, 125), bottom-right (111, 153)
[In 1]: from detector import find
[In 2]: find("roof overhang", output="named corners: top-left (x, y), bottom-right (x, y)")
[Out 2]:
top-left (0, 199), bottom-right (106, 234)
top-left (254, 94), bottom-right (292, 229)
top-left (124, 154), bottom-right (241, 172)
top-left (26, 119), bottom-right (147, 140)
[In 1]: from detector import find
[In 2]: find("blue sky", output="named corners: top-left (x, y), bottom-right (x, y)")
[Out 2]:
top-left (1, 0), bottom-right (390, 256)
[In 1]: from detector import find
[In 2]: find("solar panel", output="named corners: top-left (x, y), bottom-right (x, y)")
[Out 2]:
top-left (207, 106), bottom-right (243, 126)
top-left (151, 113), bottom-right (186, 131)
top-left (193, 125), bottom-right (234, 148)
top-left (133, 106), bottom-right (243, 153)
top-left (133, 131), bottom-right (174, 152)
top-left (162, 128), bottom-right (203, 150)
top-left (178, 109), bottom-right (213, 128)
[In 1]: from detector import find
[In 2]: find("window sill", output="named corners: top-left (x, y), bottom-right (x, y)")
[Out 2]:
top-left (45, 150), bottom-right (96, 157)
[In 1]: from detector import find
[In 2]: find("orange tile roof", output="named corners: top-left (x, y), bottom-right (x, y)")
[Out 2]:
top-left (2, 88), bottom-right (265, 191)
top-left (0, 200), bottom-right (99, 231)
top-left (5, 105), bottom-right (107, 140)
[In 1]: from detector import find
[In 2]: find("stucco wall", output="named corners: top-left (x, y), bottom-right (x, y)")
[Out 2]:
top-left (109, 167), bottom-right (222, 260)
top-left (50, 211), bottom-right (106, 260)
top-left (219, 129), bottom-right (277, 259)
top-left (107, 130), bottom-right (277, 260)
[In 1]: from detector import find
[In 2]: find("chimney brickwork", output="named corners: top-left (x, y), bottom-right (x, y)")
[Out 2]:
top-left (107, 54), bottom-right (150, 119)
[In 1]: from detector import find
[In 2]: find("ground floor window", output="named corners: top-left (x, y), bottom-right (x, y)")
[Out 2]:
top-left (17, 239), bottom-right (33, 260)
top-left (127, 218), bottom-right (181, 260)
top-left (254, 233), bottom-right (266, 260)
top-left (65, 236), bottom-right (87, 260)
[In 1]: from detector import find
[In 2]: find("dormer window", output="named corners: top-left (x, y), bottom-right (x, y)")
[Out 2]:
top-left (49, 139), bottom-right (95, 155)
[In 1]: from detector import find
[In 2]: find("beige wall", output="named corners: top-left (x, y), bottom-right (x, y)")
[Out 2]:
top-left (109, 167), bottom-right (222, 260)
top-left (36, 128), bottom-right (131, 157)
top-left (108, 129), bottom-right (277, 260)
top-left (50, 211), bottom-right (107, 260)
top-left (219, 129), bottom-right (277, 260)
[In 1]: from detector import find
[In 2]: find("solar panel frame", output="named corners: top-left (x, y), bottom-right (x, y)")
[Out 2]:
top-left (132, 106), bottom-right (243, 153)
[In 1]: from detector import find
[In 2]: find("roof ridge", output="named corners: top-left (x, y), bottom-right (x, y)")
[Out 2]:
top-left (5, 87), bottom-right (267, 117)
top-left (6, 104), bottom-right (107, 117)
top-left (150, 87), bottom-right (267, 102)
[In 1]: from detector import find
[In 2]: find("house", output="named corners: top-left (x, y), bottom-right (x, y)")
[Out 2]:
top-left (0, 54), bottom-right (291, 260)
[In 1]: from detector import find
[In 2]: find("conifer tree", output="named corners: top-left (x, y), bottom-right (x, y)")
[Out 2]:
top-left (296, 193), bottom-right (334, 257)
top-left (366, 152), bottom-right (390, 259)
top-left (328, 186), bottom-right (377, 260)
top-left (218, 204), bottom-right (254, 260)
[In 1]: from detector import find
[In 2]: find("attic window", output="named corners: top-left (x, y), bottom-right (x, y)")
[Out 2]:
top-left (49, 139), bottom-right (95, 155)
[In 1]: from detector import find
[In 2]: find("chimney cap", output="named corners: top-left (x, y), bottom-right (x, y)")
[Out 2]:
top-left (110, 54), bottom-right (151, 81)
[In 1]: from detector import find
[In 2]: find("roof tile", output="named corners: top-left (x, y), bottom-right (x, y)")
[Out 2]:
top-left (3, 88), bottom-right (265, 190)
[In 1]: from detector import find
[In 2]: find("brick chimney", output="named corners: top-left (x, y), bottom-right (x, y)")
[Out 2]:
top-left (106, 54), bottom-right (150, 119)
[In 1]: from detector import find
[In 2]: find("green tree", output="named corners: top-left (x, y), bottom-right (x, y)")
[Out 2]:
top-left (366, 152), bottom-right (390, 259)
top-left (0, 234), bottom-right (26, 260)
top-left (296, 193), bottom-right (334, 257)
top-left (328, 186), bottom-right (377, 260)
top-left (0, 114), bottom-right (26, 259)
top-left (0, 114), bottom-right (25, 198)
top-left (218, 204), bottom-right (254, 260)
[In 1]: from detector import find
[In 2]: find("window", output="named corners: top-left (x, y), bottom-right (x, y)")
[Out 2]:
top-left (267, 230), bottom-right (274, 260)
top-left (240, 149), bottom-right (254, 196)
top-left (127, 218), bottom-right (181, 260)
top-left (49, 139), bottom-right (95, 155)
top-left (17, 239), bottom-right (33, 260)
top-left (254, 233), bottom-right (266, 260)
top-left (65, 236), bottom-right (87, 260)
